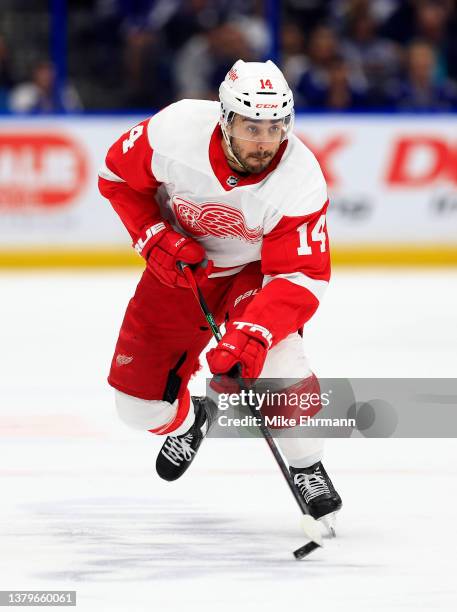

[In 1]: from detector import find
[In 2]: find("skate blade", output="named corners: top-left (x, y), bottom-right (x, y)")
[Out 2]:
top-left (301, 514), bottom-right (323, 547)
top-left (319, 512), bottom-right (338, 538)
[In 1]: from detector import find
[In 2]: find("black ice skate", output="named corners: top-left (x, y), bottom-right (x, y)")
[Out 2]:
top-left (290, 461), bottom-right (342, 536)
top-left (156, 396), bottom-right (217, 482)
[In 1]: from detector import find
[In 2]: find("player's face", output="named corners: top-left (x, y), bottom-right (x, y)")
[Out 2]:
top-left (228, 115), bottom-right (283, 174)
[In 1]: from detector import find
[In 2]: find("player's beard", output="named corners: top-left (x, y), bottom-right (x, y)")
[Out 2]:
top-left (230, 139), bottom-right (277, 174)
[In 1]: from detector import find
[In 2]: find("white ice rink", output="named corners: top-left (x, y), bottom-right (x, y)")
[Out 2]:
top-left (1, 268), bottom-right (457, 611)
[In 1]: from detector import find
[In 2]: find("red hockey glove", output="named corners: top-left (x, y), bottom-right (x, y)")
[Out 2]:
top-left (206, 321), bottom-right (272, 382)
top-left (134, 221), bottom-right (213, 288)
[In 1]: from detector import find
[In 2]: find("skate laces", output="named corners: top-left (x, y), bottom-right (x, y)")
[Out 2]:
top-left (294, 467), bottom-right (330, 503)
top-left (161, 433), bottom-right (196, 466)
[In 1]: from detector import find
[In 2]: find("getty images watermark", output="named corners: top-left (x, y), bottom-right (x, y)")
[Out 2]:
top-left (216, 388), bottom-right (354, 429)
top-left (206, 378), bottom-right (457, 438)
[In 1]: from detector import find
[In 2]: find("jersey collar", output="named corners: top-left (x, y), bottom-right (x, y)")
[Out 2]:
top-left (209, 124), bottom-right (288, 191)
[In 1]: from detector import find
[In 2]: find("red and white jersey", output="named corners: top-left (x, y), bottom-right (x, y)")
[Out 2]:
top-left (99, 99), bottom-right (330, 346)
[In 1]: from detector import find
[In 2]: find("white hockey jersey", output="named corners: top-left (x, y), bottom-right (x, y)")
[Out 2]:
top-left (98, 99), bottom-right (330, 345)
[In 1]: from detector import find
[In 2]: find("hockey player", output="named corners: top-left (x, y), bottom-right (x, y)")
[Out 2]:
top-left (98, 59), bottom-right (341, 524)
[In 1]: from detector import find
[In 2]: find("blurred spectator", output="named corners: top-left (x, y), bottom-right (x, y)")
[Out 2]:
top-left (386, 40), bottom-right (457, 110)
top-left (77, 1), bottom-right (266, 109)
top-left (412, 0), bottom-right (455, 81)
top-left (295, 25), bottom-right (368, 109)
top-left (0, 35), bottom-right (14, 110)
top-left (293, 24), bottom-right (367, 108)
top-left (162, 0), bottom-right (221, 53)
top-left (381, 0), bottom-right (453, 44)
top-left (9, 61), bottom-right (82, 113)
top-left (380, 0), bottom-right (457, 80)
top-left (235, 12), bottom-right (270, 61)
top-left (379, 0), bottom-right (420, 43)
top-left (329, 0), bottom-right (401, 32)
top-left (340, 5), bottom-right (401, 102)
top-left (4, 0), bottom-right (457, 112)
top-left (281, 22), bottom-right (308, 89)
top-left (324, 55), bottom-right (369, 109)
top-left (174, 22), bottom-right (257, 100)
top-left (293, 25), bottom-right (340, 107)
top-left (284, 0), bottom-right (333, 36)
top-left (415, 0), bottom-right (451, 42)
top-left (163, 0), bottom-right (265, 52)
top-left (122, 28), bottom-right (173, 109)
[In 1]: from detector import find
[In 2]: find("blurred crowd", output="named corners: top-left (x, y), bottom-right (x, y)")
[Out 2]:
top-left (1, 0), bottom-right (457, 113)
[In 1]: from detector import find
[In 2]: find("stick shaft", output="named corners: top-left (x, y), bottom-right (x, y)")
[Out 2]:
top-left (179, 262), bottom-right (308, 516)
top-left (181, 265), bottom-right (222, 341)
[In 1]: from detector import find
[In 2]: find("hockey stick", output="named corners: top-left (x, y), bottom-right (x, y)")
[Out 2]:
top-left (178, 262), bottom-right (322, 559)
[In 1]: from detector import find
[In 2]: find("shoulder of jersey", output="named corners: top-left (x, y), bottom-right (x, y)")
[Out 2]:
top-left (263, 133), bottom-right (328, 217)
top-left (146, 99), bottom-right (219, 157)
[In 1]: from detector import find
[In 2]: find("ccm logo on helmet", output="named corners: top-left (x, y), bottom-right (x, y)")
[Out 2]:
top-left (255, 104), bottom-right (279, 108)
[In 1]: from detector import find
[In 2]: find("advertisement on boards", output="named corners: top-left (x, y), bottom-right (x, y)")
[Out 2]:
top-left (0, 115), bottom-right (456, 260)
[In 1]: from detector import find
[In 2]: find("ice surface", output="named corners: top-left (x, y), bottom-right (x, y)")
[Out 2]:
top-left (1, 269), bottom-right (456, 611)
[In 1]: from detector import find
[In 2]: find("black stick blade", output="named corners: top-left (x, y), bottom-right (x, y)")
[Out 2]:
top-left (293, 541), bottom-right (320, 560)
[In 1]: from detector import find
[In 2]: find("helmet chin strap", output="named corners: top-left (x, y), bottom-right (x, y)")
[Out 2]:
top-left (220, 121), bottom-right (250, 174)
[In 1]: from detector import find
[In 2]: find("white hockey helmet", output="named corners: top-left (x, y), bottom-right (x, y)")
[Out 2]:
top-left (219, 59), bottom-right (294, 147)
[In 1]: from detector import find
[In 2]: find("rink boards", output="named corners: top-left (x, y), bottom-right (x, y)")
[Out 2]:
top-left (0, 113), bottom-right (456, 266)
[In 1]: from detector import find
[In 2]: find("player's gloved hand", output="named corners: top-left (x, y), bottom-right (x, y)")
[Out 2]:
top-left (206, 322), bottom-right (272, 383)
top-left (134, 220), bottom-right (213, 288)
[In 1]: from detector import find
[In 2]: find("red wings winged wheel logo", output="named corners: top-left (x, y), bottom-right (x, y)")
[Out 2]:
top-left (172, 197), bottom-right (263, 244)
